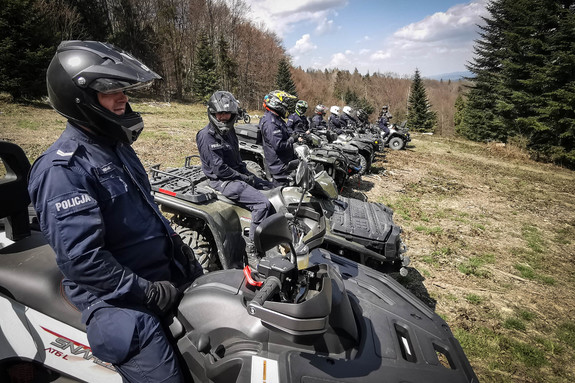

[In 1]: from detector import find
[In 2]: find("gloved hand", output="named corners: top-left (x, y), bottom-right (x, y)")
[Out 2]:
top-left (171, 234), bottom-right (204, 282)
top-left (242, 173), bottom-right (255, 186)
top-left (145, 281), bottom-right (180, 316)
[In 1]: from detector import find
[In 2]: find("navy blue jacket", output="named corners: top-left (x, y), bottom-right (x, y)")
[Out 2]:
top-left (28, 123), bottom-right (177, 323)
top-left (310, 114), bottom-right (327, 132)
top-left (259, 110), bottom-right (295, 176)
top-left (286, 113), bottom-right (308, 136)
top-left (378, 113), bottom-right (391, 129)
top-left (196, 123), bottom-right (251, 182)
top-left (328, 114), bottom-right (343, 134)
top-left (340, 113), bottom-right (355, 128)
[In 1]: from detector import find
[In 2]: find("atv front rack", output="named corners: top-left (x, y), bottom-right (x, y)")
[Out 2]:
top-left (149, 158), bottom-right (215, 203)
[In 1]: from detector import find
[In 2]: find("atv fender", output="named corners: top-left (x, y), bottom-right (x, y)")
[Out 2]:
top-left (154, 193), bottom-right (244, 269)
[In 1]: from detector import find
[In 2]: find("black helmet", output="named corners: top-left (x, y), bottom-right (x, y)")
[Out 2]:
top-left (46, 40), bottom-right (161, 144)
top-left (263, 90), bottom-right (297, 118)
top-left (207, 90), bottom-right (239, 135)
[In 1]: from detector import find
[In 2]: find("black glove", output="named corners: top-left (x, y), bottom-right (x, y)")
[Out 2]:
top-left (145, 281), bottom-right (180, 316)
top-left (171, 234), bottom-right (204, 282)
top-left (242, 174), bottom-right (255, 186)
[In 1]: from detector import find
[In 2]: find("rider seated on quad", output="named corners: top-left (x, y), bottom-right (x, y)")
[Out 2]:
top-left (287, 100), bottom-right (309, 138)
top-left (340, 105), bottom-right (356, 130)
top-left (260, 90), bottom-right (300, 186)
top-left (196, 91), bottom-right (275, 264)
top-left (309, 104), bottom-right (328, 133)
top-left (378, 105), bottom-right (392, 140)
top-left (328, 105), bottom-right (344, 139)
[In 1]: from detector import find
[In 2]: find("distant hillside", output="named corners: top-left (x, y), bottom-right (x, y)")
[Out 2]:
top-left (425, 71), bottom-right (473, 81)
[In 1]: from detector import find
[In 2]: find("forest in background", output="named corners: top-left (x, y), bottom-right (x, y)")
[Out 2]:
top-left (0, 0), bottom-right (464, 134)
top-left (2, 0), bottom-right (574, 166)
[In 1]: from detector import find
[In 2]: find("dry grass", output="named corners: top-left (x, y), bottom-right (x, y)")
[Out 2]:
top-left (1, 101), bottom-right (575, 382)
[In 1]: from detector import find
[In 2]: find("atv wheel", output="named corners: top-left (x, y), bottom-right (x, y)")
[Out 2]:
top-left (172, 220), bottom-right (219, 273)
top-left (243, 114), bottom-right (251, 124)
top-left (244, 160), bottom-right (266, 179)
top-left (388, 136), bottom-right (405, 150)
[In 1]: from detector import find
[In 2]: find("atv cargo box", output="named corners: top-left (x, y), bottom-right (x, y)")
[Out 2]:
top-left (234, 124), bottom-right (261, 145)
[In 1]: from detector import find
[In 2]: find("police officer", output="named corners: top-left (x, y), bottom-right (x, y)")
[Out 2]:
top-left (27, 41), bottom-right (201, 383)
top-left (328, 106), bottom-right (344, 136)
top-left (196, 90), bottom-right (274, 263)
top-left (379, 105), bottom-right (392, 140)
top-left (340, 105), bottom-right (356, 129)
top-left (309, 104), bottom-right (328, 132)
top-left (286, 100), bottom-right (309, 137)
top-left (260, 90), bottom-right (299, 186)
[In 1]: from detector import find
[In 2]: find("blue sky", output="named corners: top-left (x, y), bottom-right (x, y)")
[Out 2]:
top-left (239, 0), bottom-right (490, 77)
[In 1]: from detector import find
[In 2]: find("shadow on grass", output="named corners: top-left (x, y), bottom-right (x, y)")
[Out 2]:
top-left (391, 267), bottom-right (437, 310)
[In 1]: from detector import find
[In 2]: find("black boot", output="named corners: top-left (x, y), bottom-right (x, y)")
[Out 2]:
top-left (245, 240), bottom-right (260, 268)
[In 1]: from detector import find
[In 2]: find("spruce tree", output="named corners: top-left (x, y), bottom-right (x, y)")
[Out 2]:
top-left (192, 32), bottom-right (219, 103)
top-left (275, 58), bottom-right (297, 96)
top-left (460, 0), bottom-right (509, 141)
top-left (407, 69), bottom-right (436, 132)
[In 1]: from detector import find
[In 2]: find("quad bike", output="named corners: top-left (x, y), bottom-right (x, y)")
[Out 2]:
top-left (234, 124), bottom-right (360, 191)
top-left (332, 131), bottom-right (375, 174)
top-left (383, 121), bottom-right (411, 150)
top-left (237, 107), bottom-right (251, 124)
top-left (315, 122), bottom-right (376, 175)
top-left (0, 140), bottom-right (479, 383)
top-left (149, 145), bottom-right (409, 275)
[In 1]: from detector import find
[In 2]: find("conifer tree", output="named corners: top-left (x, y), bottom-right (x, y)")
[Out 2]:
top-left (192, 32), bottom-right (219, 103)
top-left (462, 0), bottom-right (575, 166)
top-left (275, 58), bottom-right (297, 96)
top-left (407, 69), bottom-right (436, 132)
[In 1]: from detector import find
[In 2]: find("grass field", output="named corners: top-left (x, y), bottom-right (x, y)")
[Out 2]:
top-left (1, 100), bottom-right (575, 382)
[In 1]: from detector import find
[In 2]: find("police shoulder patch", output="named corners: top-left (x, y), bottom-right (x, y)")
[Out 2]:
top-left (210, 143), bottom-right (223, 150)
top-left (49, 191), bottom-right (97, 219)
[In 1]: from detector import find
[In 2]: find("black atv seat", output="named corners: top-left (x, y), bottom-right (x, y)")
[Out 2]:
top-left (0, 231), bottom-right (85, 331)
top-left (0, 141), bottom-right (84, 331)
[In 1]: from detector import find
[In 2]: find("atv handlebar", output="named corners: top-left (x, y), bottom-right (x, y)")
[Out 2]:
top-left (250, 276), bottom-right (281, 307)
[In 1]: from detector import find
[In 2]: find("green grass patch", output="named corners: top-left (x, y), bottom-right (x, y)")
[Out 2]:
top-left (465, 293), bottom-right (483, 304)
top-left (518, 310), bottom-right (536, 321)
top-left (522, 225), bottom-right (544, 254)
top-left (458, 253), bottom-right (495, 277)
top-left (513, 263), bottom-right (556, 285)
top-left (556, 321), bottom-right (575, 349)
top-left (414, 225), bottom-right (443, 235)
top-left (500, 337), bottom-right (547, 368)
top-left (503, 318), bottom-right (526, 331)
top-left (378, 195), bottom-right (423, 222)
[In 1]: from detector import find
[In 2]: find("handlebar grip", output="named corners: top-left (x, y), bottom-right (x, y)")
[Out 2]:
top-left (250, 276), bottom-right (281, 307)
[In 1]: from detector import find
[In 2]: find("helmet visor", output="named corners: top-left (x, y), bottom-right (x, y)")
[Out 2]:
top-left (89, 78), bottom-right (153, 94)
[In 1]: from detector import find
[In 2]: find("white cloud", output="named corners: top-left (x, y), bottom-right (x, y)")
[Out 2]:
top-left (240, 0), bottom-right (490, 77)
top-left (327, 52), bottom-right (351, 68)
top-left (315, 18), bottom-right (336, 34)
top-left (393, 0), bottom-right (488, 42)
top-left (367, 0), bottom-right (489, 75)
top-left (289, 34), bottom-right (318, 56)
top-left (241, 0), bottom-right (347, 37)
